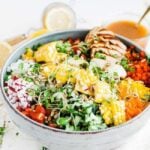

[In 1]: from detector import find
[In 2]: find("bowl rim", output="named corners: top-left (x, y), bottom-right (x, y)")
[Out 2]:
top-left (1, 29), bottom-right (150, 135)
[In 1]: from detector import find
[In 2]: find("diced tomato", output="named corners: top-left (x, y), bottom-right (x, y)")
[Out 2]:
top-left (25, 108), bottom-right (32, 113)
top-left (30, 111), bottom-right (45, 123)
top-left (21, 108), bottom-right (32, 117)
top-left (35, 105), bottom-right (46, 114)
top-left (22, 111), bottom-right (30, 117)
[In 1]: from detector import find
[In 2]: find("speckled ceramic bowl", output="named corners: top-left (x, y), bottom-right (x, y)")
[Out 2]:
top-left (1, 29), bottom-right (150, 150)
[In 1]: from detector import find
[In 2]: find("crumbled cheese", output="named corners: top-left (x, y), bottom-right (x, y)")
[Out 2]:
top-left (7, 59), bottom-right (34, 74)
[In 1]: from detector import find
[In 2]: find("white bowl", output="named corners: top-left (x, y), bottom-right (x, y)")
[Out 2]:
top-left (1, 29), bottom-right (150, 150)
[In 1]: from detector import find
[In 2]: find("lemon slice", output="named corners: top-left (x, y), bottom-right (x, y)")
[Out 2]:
top-left (29, 28), bottom-right (49, 39)
top-left (43, 2), bottom-right (76, 31)
top-left (0, 41), bottom-right (12, 69)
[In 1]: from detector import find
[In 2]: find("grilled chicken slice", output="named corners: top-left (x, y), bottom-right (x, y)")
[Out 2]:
top-left (91, 54), bottom-right (120, 69)
top-left (91, 58), bottom-right (110, 69)
top-left (109, 39), bottom-right (127, 50)
top-left (110, 45), bottom-right (126, 54)
top-left (85, 27), bottom-right (127, 59)
top-left (91, 47), bottom-right (123, 58)
top-left (106, 64), bottom-right (127, 78)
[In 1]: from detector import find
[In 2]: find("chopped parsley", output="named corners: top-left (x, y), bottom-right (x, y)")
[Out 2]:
top-left (56, 41), bottom-right (72, 54)
top-left (31, 63), bottom-right (41, 74)
top-left (92, 66), bottom-right (119, 88)
top-left (16, 132), bottom-right (19, 136)
top-left (42, 146), bottom-right (48, 150)
top-left (120, 58), bottom-right (134, 71)
top-left (95, 52), bottom-right (106, 60)
top-left (0, 122), bottom-right (6, 144)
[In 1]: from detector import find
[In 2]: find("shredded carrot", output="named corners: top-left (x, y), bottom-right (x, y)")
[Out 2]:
top-left (125, 96), bottom-right (147, 120)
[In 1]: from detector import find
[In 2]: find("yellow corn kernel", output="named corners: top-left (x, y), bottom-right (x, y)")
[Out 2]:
top-left (100, 101), bottom-right (113, 125)
top-left (111, 101), bottom-right (126, 126)
top-left (100, 100), bottom-right (126, 126)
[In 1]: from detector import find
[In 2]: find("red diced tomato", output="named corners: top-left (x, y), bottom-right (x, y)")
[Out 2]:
top-left (30, 111), bottom-right (45, 123)
top-left (35, 105), bottom-right (46, 114)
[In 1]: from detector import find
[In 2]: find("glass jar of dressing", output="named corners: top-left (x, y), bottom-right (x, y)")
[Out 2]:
top-left (102, 13), bottom-right (150, 49)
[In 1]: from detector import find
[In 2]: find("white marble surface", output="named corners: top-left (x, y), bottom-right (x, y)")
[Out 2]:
top-left (0, 0), bottom-right (150, 150)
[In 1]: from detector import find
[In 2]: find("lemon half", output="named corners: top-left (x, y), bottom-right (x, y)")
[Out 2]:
top-left (0, 41), bottom-right (12, 69)
top-left (43, 2), bottom-right (76, 31)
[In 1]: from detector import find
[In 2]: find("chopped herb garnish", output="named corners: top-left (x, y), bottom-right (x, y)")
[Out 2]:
top-left (16, 132), bottom-right (19, 136)
top-left (56, 41), bottom-right (72, 54)
top-left (4, 72), bottom-right (11, 81)
top-left (79, 62), bottom-right (89, 69)
top-left (18, 62), bottom-right (24, 71)
top-left (42, 146), bottom-right (48, 150)
top-left (0, 122), bottom-right (6, 144)
top-left (31, 63), bottom-right (41, 74)
top-left (95, 52), bottom-right (106, 60)
top-left (120, 58), bottom-right (134, 71)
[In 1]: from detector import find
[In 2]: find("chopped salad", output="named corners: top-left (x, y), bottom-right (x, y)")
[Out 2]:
top-left (4, 27), bottom-right (150, 131)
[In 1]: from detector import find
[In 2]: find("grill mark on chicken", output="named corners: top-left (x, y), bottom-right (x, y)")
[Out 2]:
top-left (85, 27), bottom-right (127, 59)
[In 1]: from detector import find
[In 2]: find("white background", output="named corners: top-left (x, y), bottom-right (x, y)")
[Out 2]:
top-left (0, 0), bottom-right (148, 40)
top-left (0, 0), bottom-right (150, 150)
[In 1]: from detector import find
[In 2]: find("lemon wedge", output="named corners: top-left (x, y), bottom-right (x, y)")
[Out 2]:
top-left (0, 41), bottom-right (12, 69)
top-left (29, 28), bottom-right (49, 39)
top-left (43, 2), bottom-right (76, 31)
